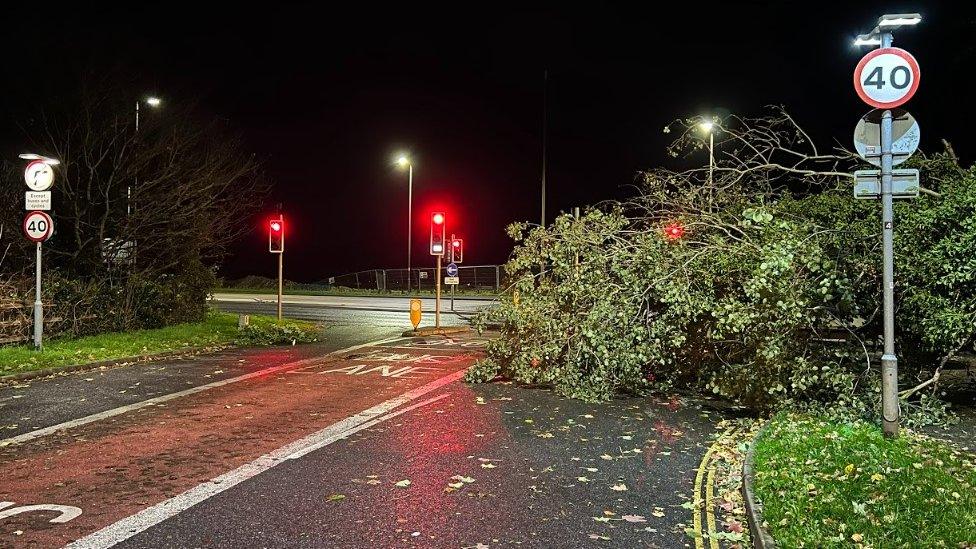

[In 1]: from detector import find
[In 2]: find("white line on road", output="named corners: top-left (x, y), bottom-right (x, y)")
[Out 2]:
top-left (0, 337), bottom-right (404, 448)
top-left (65, 370), bottom-right (463, 549)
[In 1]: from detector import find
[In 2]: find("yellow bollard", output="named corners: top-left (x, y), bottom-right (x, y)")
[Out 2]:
top-left (410, 299), bottom-right (422, 330)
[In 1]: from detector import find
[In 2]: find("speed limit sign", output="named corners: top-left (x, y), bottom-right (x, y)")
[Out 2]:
top-left (854, 47), bottom-right (920, 109)
top-left (23, 211), bottom-right (54, 242)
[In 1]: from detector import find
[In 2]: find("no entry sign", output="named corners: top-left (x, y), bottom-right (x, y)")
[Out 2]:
top-left (853, 47), bottom-right (920, 109)
top-left (24, 211), bottom-right (54, 242)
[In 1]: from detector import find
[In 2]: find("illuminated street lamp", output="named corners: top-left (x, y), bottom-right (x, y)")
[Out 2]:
top-left (18, 153), bottom-right (60, 166)
top-left (395, 153), bottom-right (414, 292)
top-left (699, 119), bottom-right (716, 191)
top-left (131, 95), bottom-right (162, 216)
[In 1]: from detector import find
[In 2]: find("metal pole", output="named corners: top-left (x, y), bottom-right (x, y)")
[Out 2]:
top-left (407, 164), bottom-right (413, 293)
top-left (277, 250), bottom-right (283, 322)
top-left (495, 266), bottom-right (500, 292)
top-left (33, 242), bottom-right (43, 350)
top-left (435, 254), bottom-right (442, 329)
top-left (879, 31), bottom-right (899, 438)
top-left (708, 132), bottom-right (714, 208)
top-left (541, 69), bottom-right (548, 228)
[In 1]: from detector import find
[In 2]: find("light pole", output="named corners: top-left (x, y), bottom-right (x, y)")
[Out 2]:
top-left (396, 154), bottom-right (413, 293)
top-left (131, 96), bottom-right (161, 216)
top-left (700, 120), bottom-right (715, 207)
top-left (854, 12), bottom-right (922, 438)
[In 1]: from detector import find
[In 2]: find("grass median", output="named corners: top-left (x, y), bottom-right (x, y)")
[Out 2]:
top-left (0, 312), bottom-right (320, 378)
top-left (753, 412), bottom-right (976, 547)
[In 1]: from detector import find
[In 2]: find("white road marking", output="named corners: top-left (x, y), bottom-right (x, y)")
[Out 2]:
top-left (65, 370), bottom-right (464, 549)
top-left (0, 501), bottom-right (83, 524)
top-left (0, 337), bottom-right (403, 448)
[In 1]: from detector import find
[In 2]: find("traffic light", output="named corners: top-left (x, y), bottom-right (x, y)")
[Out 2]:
top-left (269, 217), bottom-right (284, 253)
top-left (430, 211), bottom-right (446, 255)
top-left (663, 222), bottom-right (684, 241)
top-left (450, 238), bottom-right (463, 263)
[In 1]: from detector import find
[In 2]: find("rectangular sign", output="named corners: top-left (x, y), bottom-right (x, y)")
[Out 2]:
top-left (25, 191), bottom-right (52, 211)
top-left (444, 276), bottom-right (459, 285)
top-left (853, 169), bottom-right (919, 200)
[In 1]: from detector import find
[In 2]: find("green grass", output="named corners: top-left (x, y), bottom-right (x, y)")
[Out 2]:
top-left (753, 412), bottom-right (976, 547)
top-left (0, 312), bottom-right (319, 378)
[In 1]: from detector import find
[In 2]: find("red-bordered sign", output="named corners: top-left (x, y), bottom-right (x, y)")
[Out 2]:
top-left (23, 211), bottom-right (54, 242)
top-left (854, 47), bottom-right (920, 109)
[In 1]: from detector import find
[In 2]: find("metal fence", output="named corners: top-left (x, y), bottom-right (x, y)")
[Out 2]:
top-left (329, 265), bottom-right (505, 293)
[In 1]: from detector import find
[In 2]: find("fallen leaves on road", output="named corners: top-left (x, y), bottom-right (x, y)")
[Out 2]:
top-left (326, 494), bottom-right (345, 502)
top-left (622, 514), bottom-right (647, 523)
top-left (395, 479), bottom-right (411, 488)
top-left (610, 483), bottom-right (628, 492)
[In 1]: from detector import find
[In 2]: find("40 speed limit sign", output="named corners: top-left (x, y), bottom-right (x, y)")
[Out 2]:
top-left (23, 211), bottom-right (54, 242)
top-left (854, 47), bottom-right (920, 109)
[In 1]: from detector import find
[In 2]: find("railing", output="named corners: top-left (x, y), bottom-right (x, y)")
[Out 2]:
top-left (329, 265), bottom-right (505, 293)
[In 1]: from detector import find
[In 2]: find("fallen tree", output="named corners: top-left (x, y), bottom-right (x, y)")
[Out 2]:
top-left (468, 107), bottom-right (976, 417)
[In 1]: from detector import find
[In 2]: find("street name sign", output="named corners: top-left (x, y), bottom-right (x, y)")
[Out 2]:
top-left (25, 191), bottom-right (52, 211)
top-left (446, 263), bottom-right (459, 277)
top-left (23, 211), bottom-right (54, 242)
top-left (853, 47), bottom-right (920, 109)
top-left (854, 109), bottom-right (919, 167)
top-left (24, 160), bottom-right (55, 191)
top-left (853, 169), bottom-right (920, 199)
top-left (444, 276), bottom-right (459, 285)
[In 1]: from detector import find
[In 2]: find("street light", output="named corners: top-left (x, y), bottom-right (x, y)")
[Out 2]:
top-left (395, 153), bottom-right (414, 292)
top-left (131, 95), bottom-right (162, 216)
top-left (699, 119), bottom-right (716, 195)
top-left (18, 153), bottom-right (60, 166)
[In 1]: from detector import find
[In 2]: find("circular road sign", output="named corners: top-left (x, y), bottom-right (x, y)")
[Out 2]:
top-left (23, 211), bottom-right (54, 242)
top-left (853, 108), bottom-right (920, 167)
top-left (446, 263), bottom-right (459, 277)
top-left (854, 47), bottom-right (920, 109)
top-left (24, 160), bottom-right (55, 191)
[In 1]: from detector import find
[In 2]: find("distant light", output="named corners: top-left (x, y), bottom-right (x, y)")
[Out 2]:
top-left (452, 240), bottom-right (460, 247)
top-left (663, 223), bottom-right (685, 240)
top-left (19, 153), bottom-right (60, 165)
top-left (854, 33), bottom-right (882, 47)
top-left (878, 13), bottom-right (921, 28)
top-left (395, 154), bottom-right (410, 168)
top-left (270, 221), bottom-right (282, 232)
top-left (146, 97), bottom-right (162, 107)
top-left (432, 213), bottom-right (444, 225)
top-left (699, 121), bottom-right (714, 133)
top-left (432, 244), bottom-right (443, 252)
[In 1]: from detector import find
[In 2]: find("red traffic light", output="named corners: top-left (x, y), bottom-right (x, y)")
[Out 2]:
top-left (269, 216), bottom-right (285, 253)
top-left (452, 240), bottom-right (460, 248)
top-left (663, 222), bottom-right (684, 240)
top-left (430, 212), bottom-right (446, 255)
top-left (432, 213), bottom-right (445, 225)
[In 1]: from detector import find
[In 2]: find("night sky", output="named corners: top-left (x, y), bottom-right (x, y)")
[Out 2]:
top-left (2, 1), bottom-right (974, 282)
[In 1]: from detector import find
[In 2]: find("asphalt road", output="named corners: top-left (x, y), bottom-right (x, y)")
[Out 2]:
top-left (211, 293), bottom-right (493, 327)
top-left (0, 305), bottom-right (728, 548)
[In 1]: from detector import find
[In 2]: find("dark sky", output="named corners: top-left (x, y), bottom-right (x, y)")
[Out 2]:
top-left (3, 1), bottom-right (975, 282)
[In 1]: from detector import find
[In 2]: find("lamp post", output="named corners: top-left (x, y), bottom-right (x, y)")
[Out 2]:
top-left (700, 120), bottom-right (716, 207)
top-left (853, 12), bottom-right (921, 438)
top-left (397, 154), bottom-right (414, 293)
top-left (131, 96), bottom-right (161, 216)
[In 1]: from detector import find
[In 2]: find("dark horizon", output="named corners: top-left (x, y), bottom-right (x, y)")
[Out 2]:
top-left (2, 1), bottom-right (974, 283)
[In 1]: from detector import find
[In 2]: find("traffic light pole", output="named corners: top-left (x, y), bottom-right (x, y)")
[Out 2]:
top-left (435, 254), bottom-right (442, 329)
top-left (879, 31), bottom-right (900, 438)
top-left (277, 250), bottom-right (284, 322)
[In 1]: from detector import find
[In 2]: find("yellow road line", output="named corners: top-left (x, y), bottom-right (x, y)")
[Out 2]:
top-left (692, 428), bottom-right (732, 549)
top-left (706, 466), bottom-right (719, 549)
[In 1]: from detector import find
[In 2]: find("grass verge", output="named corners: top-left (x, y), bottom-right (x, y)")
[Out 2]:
top-left (753, 412), bottom-right (976, 547)
top-left (0, 312), bottom-right (320, 378)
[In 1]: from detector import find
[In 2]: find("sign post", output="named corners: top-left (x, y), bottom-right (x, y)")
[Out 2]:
top-left (853, 18), bottom-right (922, 438)
top-left (20, 154), bottom-right (59, 350)
top-left (24, 209), bottom-right (55, 350)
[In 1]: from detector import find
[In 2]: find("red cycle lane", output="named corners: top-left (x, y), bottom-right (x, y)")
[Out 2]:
top-left (0, 335), bottom-right (486, 548)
